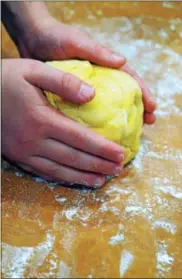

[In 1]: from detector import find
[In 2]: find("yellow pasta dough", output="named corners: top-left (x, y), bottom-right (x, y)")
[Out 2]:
top-left (45, 60), bottom-right (144, 164)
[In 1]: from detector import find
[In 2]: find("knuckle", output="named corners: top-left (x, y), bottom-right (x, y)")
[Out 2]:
top-left (28, 106), bottom-right (50, 134)
top-left (13, 126), bottom-right (31, 149)
top-left (10, 109), bottom-right (49, 157)
top-left (13, 131), bottom-right (36, 157)
top-left (61, 72), bottom-right (73, 92)
top-left (14, 131), bottom-right (27, 147)
top-left (61, 72), bottom-right (81, 94)
top-left (69, 152), bottom-right (79, 164)
top-left (74, 130), bottom-right (86, 146)
top-left (6, 134), bottom-right (30, 161)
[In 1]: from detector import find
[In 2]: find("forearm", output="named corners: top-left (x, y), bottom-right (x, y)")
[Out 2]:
top-left (1, 1), bottom-right (50, 46)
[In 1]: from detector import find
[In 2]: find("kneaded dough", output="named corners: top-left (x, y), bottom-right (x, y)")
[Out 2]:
top-left (45, 60), bottom-right (144, 164)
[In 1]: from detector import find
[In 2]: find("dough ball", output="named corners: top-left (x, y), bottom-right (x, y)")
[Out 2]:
top-left (45, 60), bottom-right (144, 164)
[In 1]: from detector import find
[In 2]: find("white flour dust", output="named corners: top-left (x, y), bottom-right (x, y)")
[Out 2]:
top-left (120, 250), bottom-right (134, 277)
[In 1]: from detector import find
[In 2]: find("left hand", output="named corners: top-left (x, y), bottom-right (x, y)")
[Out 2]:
top-left (17, 16), bottom-right (156, 124)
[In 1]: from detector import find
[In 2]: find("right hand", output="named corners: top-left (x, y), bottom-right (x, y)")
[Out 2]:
top-left (2, 59), bottom-right (125, 187)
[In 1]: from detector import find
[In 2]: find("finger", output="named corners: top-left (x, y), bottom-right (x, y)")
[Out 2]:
top-left (39, 139), bottom-right (123, 175)
top-left (144, 112), bottom-right (156, 125)
top-left (121, 64), bottom-right (156, 113)
top-left (18, 163), bottom-right (34, 173)
top-left (28, 156), bottom-right (105, 188)
top-left (18, 163), bottom-right (59, 181)
top-left (66, 30), bottom-right (126, 68)
top-left (46, 110), bottom-right (125, 164)
top-left (25, 60), bottom-right (95, 104)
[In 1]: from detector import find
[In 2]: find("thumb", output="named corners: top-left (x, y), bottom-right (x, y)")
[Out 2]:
top-left (25, 60), bottom-right (95, 104)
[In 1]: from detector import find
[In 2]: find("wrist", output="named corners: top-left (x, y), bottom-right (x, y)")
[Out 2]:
top-left (2, 2), bottom-right (51, 53)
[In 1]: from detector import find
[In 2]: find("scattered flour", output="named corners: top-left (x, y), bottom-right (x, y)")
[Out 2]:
top-left (152, 220), bottom-right (177, 235)
top-left (120, 250), bottom-right (134, 277)
top-left (64, 207), bottom-right (79, 221)
top-left (57, 261), bottom-right (71, 278)
top-left (55, 197), bottom-right (67, 203)
top-left (109, 233), bottom-right (125, 245)
top-left (2, 245), bottom-right (33, 278)
top-left (156, 242), bottom-right (174, 277)
top-left (15, 171), bottom-right (24, 178)
top-left (158, 186), bottom-right (182, 199)
top-left (2, 232), bottom-right (55, 278)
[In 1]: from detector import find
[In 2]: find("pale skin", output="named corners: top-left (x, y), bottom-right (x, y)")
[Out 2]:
top-left (2, 2), bottom-right (156, 187)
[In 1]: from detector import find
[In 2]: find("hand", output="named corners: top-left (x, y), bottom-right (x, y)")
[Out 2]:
top-left (18, 16), bottom-right (126, 68)
top-left (2, 2), bottom-right (156, 124)
top-left (17, 16), bottom-right (156, 124)
top-left (122, 64), bottom-right (156, 124)
top-left (2, 59), bottom-right (125, 187)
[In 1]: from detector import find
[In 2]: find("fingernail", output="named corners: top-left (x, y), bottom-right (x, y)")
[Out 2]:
top-left (93, 177), bottom-right (105, 188)
top-left (79, 83), bottom-right (95, 100)
top-left (111, 53), bottom-right (126, 63)
top-left (118, 153), bottom-right (125, 162)
top-left (114, 165), bottom-right (123, 175)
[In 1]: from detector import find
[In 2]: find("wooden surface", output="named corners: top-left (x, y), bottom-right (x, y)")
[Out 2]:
top-left (2, 2), bottom-right (182, 278)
